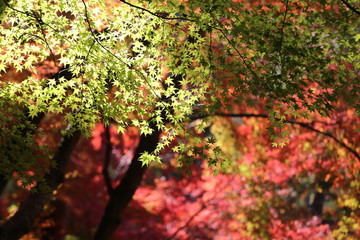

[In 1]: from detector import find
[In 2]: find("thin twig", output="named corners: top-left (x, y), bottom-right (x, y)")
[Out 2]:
top-left (32, 11), bottom-right (57, 66)
top-left (3, 0), bottom-right (28, 15)
top-left (210, 17), bottom-right (262, 82)
top-left (278, 0), bottom-right (290, 54)
top-left (118, 0), bottom-right (194, 21)
top-left (81, 0), bottom-right (163, 101)
top-left (341, 0), bottom-right (360, 15)
top-left (277, 0), bottom-right (290, 77)
top-left (81, 0), bottom-right (191, 127)
top-left (287, 119), bottom-right (360, 161)
top-left (166, 203), bottom-right (207, 240)
top-left (3, 2), bottom-right (57, 66)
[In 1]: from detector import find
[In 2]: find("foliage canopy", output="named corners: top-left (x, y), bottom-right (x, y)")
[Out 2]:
top-left (0, 0), bottom-right (359, 239)
top-left (1, 0), bottom-right (359, 161)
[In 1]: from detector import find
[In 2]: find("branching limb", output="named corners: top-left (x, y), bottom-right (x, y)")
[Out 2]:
top-left (194, 113), bottom-right (360, 161)
top-left (166, 191), bottom-right (209, 240)
top-left (210, 19), bottom-right (262, 82)
top-left (278, 0), bottom-right (290, 53)
top-left (93, 55), bottom-right (185, 240)
top-left (117, 0), bottom-right (193, 21)
top-left (166, 203), bottom-right (208, 240)
top-left (341, 0), bottom-right (360, 15)
top-left (32, 11), bottom-right (57, 66)
top-left (2, 0), bottom-right (28, 15)
top-left (3, 1), bottom-right (57, 65)
top-left (94, 122), bottom-right (161, 240)
top-left (81, 0), bottom-right (163, 102)
top-left (286, 119), bottom-right (360, 161)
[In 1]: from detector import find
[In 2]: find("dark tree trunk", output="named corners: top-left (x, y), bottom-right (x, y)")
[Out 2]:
top-left (93, 62), bottom-right (185, 240)
top-left (94, 127), bottom-right (161, 240)
top-left (0, 66), bottom-right (79, 240)
top-left (311, 181), bottom-right (332, 217)
top-left (0, 175), bottom-right (8, 197)
top-left (311, 192), bottom-right (324, 216)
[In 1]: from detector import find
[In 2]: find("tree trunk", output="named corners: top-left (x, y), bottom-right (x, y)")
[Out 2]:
top-left (94, 127), bottom-right (161, 240)
top-left (0, 174), bottom-right (8, 197)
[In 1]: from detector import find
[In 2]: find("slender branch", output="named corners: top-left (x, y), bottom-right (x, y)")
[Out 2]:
top-left (210, 18), bottom-right (262, 82)
top-left (166, 191), bottom-right (208, 240)
top-left (213, 113), bottom-right (268, 119)
top-left (3, 1), bottom-right (57, 65)
top-left (341, 0), bottom-right (360, 15)
top-left (166, 203), bottom-right (208, 240)
top-left (32, 11), bottom-right (57, 66)
top-left (278, 0), bottom-right (290, 53)
top-left (103, 125), bottom-right (113, 195)
top-left (117, 0), bottom-right (194, 21)
top-left (81, 0), bottom-right (163, 102)
top-left (287, 119), bottom-right (360, 161)
top-left (195, 113), bottom-right (360, 161)
top-left (3, 0), bottom-right (28, 15)
top-left (81, 0), bottom-right (129, 67)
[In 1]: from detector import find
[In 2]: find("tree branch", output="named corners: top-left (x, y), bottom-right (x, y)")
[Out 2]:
top-left (94, 122), bottom-right (161, 240)
top-left (278, 0), bottom-right (289, 59)
top-left (341, 0), bottom-right (360, 16)
top-left (166, 202), bottom-right (208, 240)
top-left (286, 119), bottom-right (360, 161)
top-left (197, 113), bottom-right (360, 161)
top-left (93, 58), bottom-right (186, 240)
top-left (166, 191), bottom-right (209, 240)
top-left (118, 0), bottom-right (193, 21)
top-left (0, 66), bottom-right (80, 240)
top-left (211, 19), bottom-right (262, 83)
top-left (81, 0), bottom-right (164, 102)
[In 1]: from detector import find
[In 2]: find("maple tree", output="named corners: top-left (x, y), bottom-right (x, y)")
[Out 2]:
top-left (0, 0), bottom-right (359, 239)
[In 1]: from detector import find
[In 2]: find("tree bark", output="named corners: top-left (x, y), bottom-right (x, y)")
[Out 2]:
top-left (0, 175), bottom-right (7, 197)
top-left (0, 65), bottom-right (78, 240)
top-left (94, 126), bottom-right (161, 240)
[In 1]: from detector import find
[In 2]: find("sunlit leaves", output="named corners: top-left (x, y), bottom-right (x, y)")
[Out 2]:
top-left (0, 95), bottom-right (50, 186)
top-left (139, 152), bottom-right (161, 166)
top-left (1, 0), bottom-right (359, 166)
top-left (1, 1), bottom-right (359, 239)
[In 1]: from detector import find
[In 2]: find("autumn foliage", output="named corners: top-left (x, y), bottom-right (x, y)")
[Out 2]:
top-left (0, 0), bottom-right (360, 239)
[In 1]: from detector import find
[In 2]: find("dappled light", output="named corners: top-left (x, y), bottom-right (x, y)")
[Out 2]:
top-left (0, 0), bottom-right (359, 239)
